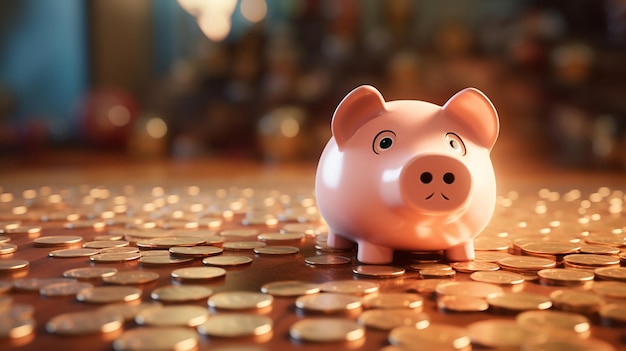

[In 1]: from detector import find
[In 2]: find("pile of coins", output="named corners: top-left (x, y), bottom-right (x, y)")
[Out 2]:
top-left (0, 184), bottom-right (625, 350)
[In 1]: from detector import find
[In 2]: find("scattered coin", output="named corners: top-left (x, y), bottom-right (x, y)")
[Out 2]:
top-left (220, 229), bottom-right (259, 238)
top-left (33, 235), bottom-right (83, 247)
top-left (407, 279), bottom-right (450, 294)
top-left (82, 240), bottom-right (129, 249)
top-left (319, 280), bottom-right (379, 295)
top-left (169, 245), bottom-right (223, 257)
top-left (469, 270), bottom-right (526, 285)
top-left (40, 282), bottom-right (94, 297)
top-left (136, 237), bottom-right (205, 249)
top-left (522, 335), bottom-right (617, 351)
top-left (63, 267), bottom-right (118, 280)
top-left (151, 285), bottom-right (213, 302)
top-left (520, 241), bottom-right (580, 256)
top-left (46, 311), bottom-right (123, 335)
top-left (578, 244), bottom-right (620, 255)
top-left (599, 303), bottom-right (626, 326)
top-left (592, 281), bottom-right (626, 299)
top-left (549, 289), bottom-right (605, 314)
top-left (295, 293), bottom-right (362, 313)
top-left (304, 255), bottom-right (351, 265)
top-left (497, 256), bottom-right (556, 272)
top-left (103, 270), bottom-right (160, 285)
top-left (438, 295), bottom-right (490, 312)
top-left (223, 241), bottom-right (266, 251)
top-left (135, 305), bottom-right (209, 327)
top-left (98, 301), bottom-right (163, 322)
top-left (487, 292), bottom-right (552, 312)
top-left (357, 308), bottom-right (430, 331)
top-left (76, 286), bottom-right (142, 304)
top-left (208, 291), bottom-right (273, 310)
top-left (113, 327), bottom-right (199, 351)
top-left (362, 293), bottom-right (423, 310)
top-left (14, 278), bottom-right (77, 291)
top-left (389, 323), bottom-right (471, 350)
top-left (197, 313), bottom-right (273, 337)
top-left (516, 310), bottom-right (591, 338)
top-left (0, 315), bottom-right (35, 339)
top-left (436, 281), bottom-right (503, 299)
top-left (563, 254), bottom-right (620, 268)
top-left (406, 263), bottom-right (453, 271)
top-left (202, 255), bottom-right (253, 266)
top-left (99, 246), bottom-right (140, 254)
top-left (594, 267), bottom-right (626, 282)
top-left (419, 268), bottom-right (456, 279)
top-left (254, 246), bottom-right (299, 255)
top-left (258, 232), bottom-right (304, 242)
top-left (0, 236), bottom-right (9, 243)
top-left (537, 268), bottom-right (594, 286)
top-left (467, 319), bottom-right (535, 348)
top-left (90, 252), bottom-right (141, 263)
top-left (290, 318), bottom-right (365, 342)
top-left (48, 248), bottom-right (99, 258)
top-left (352, 265), bottom-right (405, 278)
top-left (473, 251), bottom-right (513, 262)
top-left (260, 280), bottom-right (320, 297)
top-left (171, 267), bottom-right (226, 281)
top-left (0, 243), bottom-right (17, 255)
top-left (139, 255), bottom-right (193, 265)
top-left (139, 250), bottom-right (171, 256)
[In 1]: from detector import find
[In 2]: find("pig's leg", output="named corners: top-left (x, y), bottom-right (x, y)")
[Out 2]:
top-left (445, 241), bottom-right (475, 261)
top-left (356, 241), bottom-right (394, 264)
top-left (327, 231), bottom-right (355, 249)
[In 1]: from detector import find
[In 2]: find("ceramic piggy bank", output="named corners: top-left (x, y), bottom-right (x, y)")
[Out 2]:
top-left (315, 85), bottom-right (499, 264)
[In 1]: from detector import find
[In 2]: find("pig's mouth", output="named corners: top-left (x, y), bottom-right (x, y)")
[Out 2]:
top-left (425, 192), bottom-right (450, 201)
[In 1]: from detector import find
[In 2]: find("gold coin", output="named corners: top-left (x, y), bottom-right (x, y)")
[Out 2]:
top-left (295, 293), bottom-right (361, 313)
top-left (407, 279), bottom-right (450, 294)
top-left (516, 310), bottom-right (591, 338)
top-left (563, 254), bottom-right (620, 268)
top-left (77, 286), bottom-right (142, 304)
top-left (46, 311), bottom-right (123, 335)
top-left (521, 241), bottom-right (580, 255)
top-left (197, 313), bottom-right (273, 337)
top-left (0, 236), bottom-right (10, 243)
top-left (578, 244), bottom-right (620, 255)
top-left (592, 281), bottom-right (626, 299)
top-left (90, 252), bottom-right (141, 263)
top-left (362, 293), bottom-right (423, 310)
top-left (469, 271), bottom-right (526, 285)
top-left (290, 318), bottom-right (365, 342)
top-left (151, 285), bottom-right (213, 302)
top-left (171, 267), bottom-right (226, 281)
top-left (522, 335), bottom-right (617, 351)
top-left (594, 266), bottom-right (626, 282)
top-left (319, 280), bottom-right (379, 295)
top-left (261, 280), bottom-right (320, 297)
top-left (139, 250), bottom-right (171, 256)
top-left (473, 251), bottom-right (513, 262)
top-left (208, 291), bottom-right (273, 310)
top-left (33, 235), bottom-right (83, 246)
top-left (63, 267), bottom-right (118, 279)
top-left (5, 226), bottom-right (41, 234)
top-left (498, 256), bottom-right (556, 271)
top-left (304, 255), bottom-right (351, 265)
top-left (138, 255), bottom-right (192, 265)
top-left (467, 319), bottom-right (535, 348)
top-left (549, 289), bottom-right (604, 315)
top-left (254, 246), bottom-right (299, 255)
top-left (220, 229), bottom-right (259, 238)
top-left (93, 234), bottom-right (125, 241)
top-left (357, 308), bottom-right (430, 331)
top-left (419, 269), bottom-right (456, 279)
top-left (407, 263), bottom-right (453, 271)
top-left (584, 235), bottom-right (626, 248)
top-left (103, 270), bottom-right (160, 285)
top-left (437, 295), bottom-right (489, 312)
top-left (450, 261), bottom-right (500, 273)
top-left (113, 327), bottom-right (198, 351)
top-left (135, 305), bottom-right (209, 327)
top-left (98, 302), bottom-right (163, 322)
top-left (169, 246), bottom-right (223, 257)
top-left (0, 243), bottom-right (17, 255)
top-left (82, 240), bottom-right (129, 249)
top-left (436, 281), bottom-right (503, 299)
top-left (202, 255), bottom-right (252, 266)
top-left (389, 323), bottom-right (471, 350)
top-left (223, 241), bottom-right (266, 251)
top-left (257, 232), bottom-right (304, 242)
top-left (14, 278), bottom-right (77, 291)
top-left (136, 236), bottom-right (205, 249)
top-left (486, 292), bottom-right (552, 312)
top-left (99, 246), bottom-right (140, 254)
top-left (40, 282), bottom-right (94, 297)
top-left (48, 248), bottom-right (99, 258)
top-left (352, 265), bottom-right (405, 278)
top-left (599, 303), bottom-right (626, 326)
top-left (537, 268), bottom-right (595, 286)
top-left (0, 316), bottom-right (35, 339)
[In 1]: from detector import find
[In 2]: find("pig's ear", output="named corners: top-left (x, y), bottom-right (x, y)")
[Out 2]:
top-left (332, 85), bottom-right (386, 150)
top-left (442, 88), bottom-right (499, 150)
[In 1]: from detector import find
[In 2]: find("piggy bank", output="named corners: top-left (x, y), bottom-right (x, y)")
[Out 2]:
top-left (315, 85), bottom-right (499, 264)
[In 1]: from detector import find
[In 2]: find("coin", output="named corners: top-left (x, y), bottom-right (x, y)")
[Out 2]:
top-left (295, 293), bottom-right (362, 313)
top-left (46, 311), bottom-right (123, 335)
top-left (522, 335), bottom-right (617, 351)
top-left (352, 265), bottom-right (405, 278)
top-left (90, 252), bottom-right (141, 263)
top-left (0, 304), bottom-right (35, 319)
top-left (498, 256), bottom-right (556, 271)
top-left (450, 261), bottom-right (500, 273)
top-left (362, 293), bottom-right (423, 310)
top-left (40, 282), bottom-right (94, 297)
top-left (197, 313), bottom-right (273, 337)
top-left (14, 278), bottom-right (77, 291)
top-left (486, 292), bottom-right (552, 312)
top-left (599, 303), bottom-right (626, 326)
top-left (407, 279), bottom-right (450, 294)
top-left (563, 254), bottom-right (620, 268)
top-left (467, 319), bottom-right (534, 348)
top-left (48, 248), bottom-right (100, 258)
top-left (469, 270), bottom-right (526, 285)
top-left (516, 310), bottom-right (591, 338)
top-left (33, 235), bottom-right (83, 246)
top-left (254, 246), bottom-right (299, 255)
top-left (521, 241), bottom-right (580, 255)
top-left (357, 308), bottom-right (430, 331)
top-left (473, 251), bottom-right (513, 262)
top-left (202, 255), bottom-right (253, 266)
top-left (420, 268), bottom-right (456, 279)
top-left (304, 255), bottom-right (351, 265)
top-left (151, 285), bottom-right (213, 302)
top-left (208, 291), bottom-right (273, 310)
top-left (103, 270), bottom-right (160, 285)
top-left (258, 232), bottom-right (304, 242)
top-left (223, 241), bottom-right (266, 251)
top-left (139, 250), bottom-right (171, 256)
top-left (549, 289), bottom-right (605, 314)
top-left (319, 280), bottom-right (379, 295)
top-left (169, 245), bottom-right (223, 257)
top-left (63, 267), bottom-right (118, 279)
top-left (389, 323), bottom-right (471, 350)
top-left (0, 236), bottom-right (9, 243)
top-left (99, 246), bottom-right (140, 254)
top-left (407, 263), bottom-right (453, 271)
top-left (138, 255), bottom-right (192, 265)
top-left (135, 305), bottom-right (209, 327)
top-left (0, 316), bottom-right (35, 339)
top-left (538, 268), bottom-right (595, 286)
top-left (82, 240), bottom-right (129, 249)
top-left (171, 267), bottom-right (226, 281)
top-left (0, 243), bottom-right (17, 255)
top-left (220, 229), bottom-right (259, 238)
top-left (594, 267), bottom-right (626, 282)
top-left (592, 281), bottom-right (626, 299)
top-left (578, 243), bottom-right (620, 255)
top-left (99, 302), bottom-right (164, 322)
top-left (436, 281), bottom-right (503, 299)
top-left (438, 295), bottom-right (490, 312)
top-left (113, 327), bottom-right (198, 351)
top-left (260, 280), bottom-right (320, 297)
top-left (77, 286), bottom-right (142, 304)
top-left (290, 318), bottom-right (365, 342)
top-left (136, 237), bottom-right (205, 249)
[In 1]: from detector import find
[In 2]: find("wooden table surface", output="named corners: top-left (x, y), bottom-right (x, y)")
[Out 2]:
top-left (1, 152), bottom-right (625, 351)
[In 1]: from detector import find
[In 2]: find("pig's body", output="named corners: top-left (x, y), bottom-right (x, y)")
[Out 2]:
top-left (315, 85), bottom-right (499, 264)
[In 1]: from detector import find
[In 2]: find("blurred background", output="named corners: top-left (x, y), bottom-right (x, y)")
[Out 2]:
top-left (0, 0), bottom-right (625, 170)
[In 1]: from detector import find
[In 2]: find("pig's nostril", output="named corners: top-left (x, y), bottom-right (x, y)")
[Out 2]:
top-left (443, 172), bottom-right (455, 184)
top-left (420, 172), bottom-right (433, 184)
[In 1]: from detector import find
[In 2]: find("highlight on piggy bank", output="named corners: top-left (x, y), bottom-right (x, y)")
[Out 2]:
top-left (315, 85), bottom-right (500, 264)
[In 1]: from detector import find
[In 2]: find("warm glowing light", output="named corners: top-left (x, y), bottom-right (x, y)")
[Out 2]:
top-left (178, 0), bottom-right (237, 42)
top-left (108, 105), bottom-right (131, 127)
top-left (280, 118), bottom-right (300, 138)
top-left (197, 12), bottom-right (231, 42)
top-left (240, 0), bottom-right (267, 23)
top-left (146, 117), bottom-right (168, 139)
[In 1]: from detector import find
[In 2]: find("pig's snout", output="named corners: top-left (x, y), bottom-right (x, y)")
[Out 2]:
top-left (400, 155), bottom-right (472, 214)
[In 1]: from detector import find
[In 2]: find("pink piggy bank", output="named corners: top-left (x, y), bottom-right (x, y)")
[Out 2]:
top-left (315, 85), bottom-right (499, 264)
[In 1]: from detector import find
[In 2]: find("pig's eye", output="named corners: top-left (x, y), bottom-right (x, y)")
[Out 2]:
top-left (373, 130), bottom-right (396, 154)
top-left (445, 132), bottom-right (466, 155)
